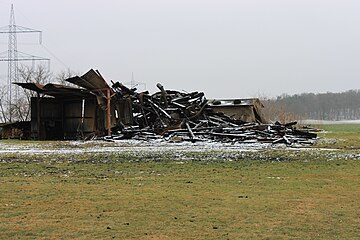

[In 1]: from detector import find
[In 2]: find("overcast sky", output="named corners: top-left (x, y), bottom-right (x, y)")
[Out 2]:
top-left (0, 0), bottom-right (359, 98)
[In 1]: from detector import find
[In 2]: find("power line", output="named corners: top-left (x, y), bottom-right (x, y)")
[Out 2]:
top-left (40, 43), bottom-right (69, 69)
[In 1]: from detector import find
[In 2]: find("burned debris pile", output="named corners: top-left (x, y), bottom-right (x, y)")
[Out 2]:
top-left (15, 69), bottom-right (317, 144)
top-left (109, 82), bottom-right (317, 145)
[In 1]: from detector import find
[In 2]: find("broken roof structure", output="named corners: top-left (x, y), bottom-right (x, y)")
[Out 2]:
top-left (16, 69), bottom-right (116, 140)
top-left (15, 82), bottom-right (92, 98)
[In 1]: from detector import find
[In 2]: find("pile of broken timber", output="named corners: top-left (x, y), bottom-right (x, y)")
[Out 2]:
top-left (109, 82), bottom-right (317, 145)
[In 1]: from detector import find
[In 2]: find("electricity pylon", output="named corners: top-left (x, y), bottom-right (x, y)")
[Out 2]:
top-left (0, 4), bottom-right (50, 122)
top-left (124, 72), bottom-right (146, 91)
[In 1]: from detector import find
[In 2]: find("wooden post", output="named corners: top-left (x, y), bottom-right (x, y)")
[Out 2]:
top-left (107, 88), bottom-right (111, 136)
top-left (37, 92), bottom-right (41, 140)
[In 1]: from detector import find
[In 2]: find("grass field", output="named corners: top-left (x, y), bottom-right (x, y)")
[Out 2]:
top-left (1, 124), bottom-right (360, 239)
top-left (315, 124), bottom-right (360, 149)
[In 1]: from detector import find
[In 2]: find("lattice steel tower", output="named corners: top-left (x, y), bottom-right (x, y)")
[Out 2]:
top-left (0, 4), bottom-right (50, 122)
top-left (124, 72), bottom-right (146, 91)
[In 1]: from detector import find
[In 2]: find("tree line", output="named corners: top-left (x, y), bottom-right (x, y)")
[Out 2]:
top-left (264, 90), bottom-right (360, 121)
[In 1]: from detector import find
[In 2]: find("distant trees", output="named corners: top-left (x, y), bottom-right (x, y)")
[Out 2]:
top-left (261, 99), bottom-right (301, 123)
top-left (269, 90), bottom-right (360, 121)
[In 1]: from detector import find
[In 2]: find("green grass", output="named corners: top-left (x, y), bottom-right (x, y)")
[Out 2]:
top-left (0, 160), bottom-right (360, 239)
top-left (311, 124), bottom-right (360, 149)
top-left (312, 123), bottom-right (360, 133)
top-left (1, 124), bottom-right (360, 239)
top-left (1, 159), bottom-right (359, 239)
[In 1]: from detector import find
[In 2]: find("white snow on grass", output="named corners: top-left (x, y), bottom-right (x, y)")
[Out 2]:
top-left (0, 140), bottom-right (268, 155)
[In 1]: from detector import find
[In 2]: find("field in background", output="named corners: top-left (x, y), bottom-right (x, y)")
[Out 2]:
top-left (314, 124), bottom-right (360, 149)
top-left (0, 124), bottom-right (360, 239)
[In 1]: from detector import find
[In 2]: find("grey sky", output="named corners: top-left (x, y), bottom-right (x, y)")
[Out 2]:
top-left (0, 0), bottom-right (359, 98)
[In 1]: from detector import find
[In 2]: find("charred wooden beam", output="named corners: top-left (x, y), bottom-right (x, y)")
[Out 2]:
top-left (156, 83), bottom-right (168, 108)
top-left (185, 121), bottom-right (196, 140)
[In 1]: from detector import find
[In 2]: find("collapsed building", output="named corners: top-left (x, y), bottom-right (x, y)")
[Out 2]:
top-left (14, 69), bottom-right (316, 144)
top-left (15, 69), bottom-right (116, 140)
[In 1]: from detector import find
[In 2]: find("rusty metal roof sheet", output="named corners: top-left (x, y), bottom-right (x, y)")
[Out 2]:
top-left (65, 69), bottom-right (112, 109)
top-left (15, 82), bottom-right (93, 98)
top-left (66, 69), bottom-right (110, 92)
top-left (15, 69), bottom-right (111, 102)
top-left (14, 82), bottom-right (45, 92)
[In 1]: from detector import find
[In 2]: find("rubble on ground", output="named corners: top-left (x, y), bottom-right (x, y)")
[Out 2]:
top-left (14, 68), bottom-right (317, 144)
top-left (105, 82), bottom-right (317, 145)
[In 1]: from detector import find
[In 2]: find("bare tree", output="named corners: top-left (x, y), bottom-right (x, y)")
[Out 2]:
top-left (10, 64), bottom-right (52, 122)
top-left (18, 64), bottom-right (52, 85)
top-left (0, 85), bottom-right (9, 123)
top-left (0, 65), bottom-right (81, 123)
top-left (55, 68), bottom-right (78, 86)
top-left (260, 97), bottom-right (301, 124)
